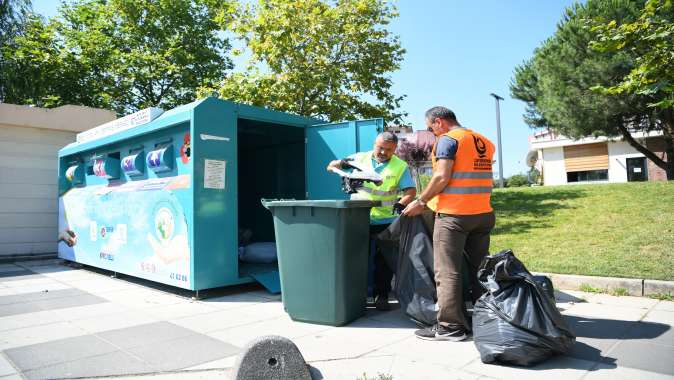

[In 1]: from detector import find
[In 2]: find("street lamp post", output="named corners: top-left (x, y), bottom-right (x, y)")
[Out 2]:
top-left (490, 93), bottom-right (505, 188)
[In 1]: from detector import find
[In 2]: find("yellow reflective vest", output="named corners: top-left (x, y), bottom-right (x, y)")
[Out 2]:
top-left (351, 151), bottom-right (409, 222)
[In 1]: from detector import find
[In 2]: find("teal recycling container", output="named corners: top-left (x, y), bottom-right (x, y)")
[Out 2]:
top-left (263, 200), bottom-right (379, 326)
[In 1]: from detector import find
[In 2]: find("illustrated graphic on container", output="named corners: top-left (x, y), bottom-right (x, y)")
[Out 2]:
top-left (65, 163), bottom-right (84, 186)
top-left (147, 145), bottom-right (174, 173)
top-left (122, 151), bottom-right (145, 177)
top-left (92, 155), bottom-right (120, 179)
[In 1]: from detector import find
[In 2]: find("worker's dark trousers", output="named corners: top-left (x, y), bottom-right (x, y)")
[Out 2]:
top-left (434, 211), bottom-right (495, 330)
top-left (370, 223), bottom-right (394, 299)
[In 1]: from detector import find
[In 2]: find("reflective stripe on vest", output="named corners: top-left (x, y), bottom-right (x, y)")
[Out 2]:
top-left (358, 187), bottom-right (400, 196)
top-left (451, 171), bottom-right (493, 179)
top-left (428, 128), bottom-right (495, 215)
top-left (352, 151), bottom-right (408, 221)
top-left (441, 186), bottom-right (493, 194)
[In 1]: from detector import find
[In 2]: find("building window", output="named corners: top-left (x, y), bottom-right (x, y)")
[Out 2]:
top-left (567, 170), bottom-right (608, 183)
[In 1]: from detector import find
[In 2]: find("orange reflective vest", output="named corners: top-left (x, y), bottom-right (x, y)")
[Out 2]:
top-left (427, 128), bottom-right (495, 215)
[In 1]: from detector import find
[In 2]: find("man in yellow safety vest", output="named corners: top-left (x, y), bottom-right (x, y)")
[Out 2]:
top-left (327, 132), bottom-right (417, 310)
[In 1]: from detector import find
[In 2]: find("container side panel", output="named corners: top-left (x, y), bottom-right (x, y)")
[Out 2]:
top-left (58, 122), bottom-right (194, 289)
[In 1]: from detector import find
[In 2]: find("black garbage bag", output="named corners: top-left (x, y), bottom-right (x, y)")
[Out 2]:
top-left (377, 215), bottom-right (437, 326)
top-left (472, 249), bottom-right (575, 366)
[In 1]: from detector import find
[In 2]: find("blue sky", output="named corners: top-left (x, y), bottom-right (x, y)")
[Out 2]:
top-left (32, 0), bottom-right (577, 176)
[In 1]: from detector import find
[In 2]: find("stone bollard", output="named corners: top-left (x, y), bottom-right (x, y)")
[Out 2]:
top-left (232, 335), bottom-right (312, 380)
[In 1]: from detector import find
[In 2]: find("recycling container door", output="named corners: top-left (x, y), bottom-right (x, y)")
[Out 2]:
top-left (305, 119), bottom-right (383, 200)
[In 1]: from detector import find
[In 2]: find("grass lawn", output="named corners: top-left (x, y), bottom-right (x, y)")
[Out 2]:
top-left (489, 181), bottom-right (674, 281)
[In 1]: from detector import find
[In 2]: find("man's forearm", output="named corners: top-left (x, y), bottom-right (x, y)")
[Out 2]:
top-left (399, 189), bottom-right (416, 205)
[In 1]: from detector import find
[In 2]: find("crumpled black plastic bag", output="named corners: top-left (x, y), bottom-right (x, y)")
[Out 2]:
top-left (377, 215), bottom-right (437, 326)
top-left (472, 249), bottom-right (575, 366)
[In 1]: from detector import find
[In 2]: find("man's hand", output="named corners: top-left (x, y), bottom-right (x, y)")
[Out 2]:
top-left (402, 199), bottom-right (425, 216)
top-left (58, 229), bottom-right (77, 247)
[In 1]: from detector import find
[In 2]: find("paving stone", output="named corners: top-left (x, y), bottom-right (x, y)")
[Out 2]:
top-left (585, 293), bottom-right (658, 309)
top-left (73, 310), bottom-right (158, 333)
top-left (644, 310), bottom-right (674, 324)
top-left (0, 374), bottom-right (23, 380)
top-left (607, 340), bottom-right (674, 376)
top-left (365, 335), bottom-right (479, 370)
top-left (654, 301), bottom-right (674, 312)
top-left (172, 305), bottom-right (282, 334)
top-left (0, 270), bottom-right (38, 280)
top-left (461, 355), bottom-right (598, 380)
top-left (0, 354), bottom-right (17, 377)
top-left (292, 317), bottom-right (412, 362)
top-left (0, 288), bottom-right (88, 307)
top-left (0, 309), bottom-right (65, 332)
top-left (98, 288), bottom-right (184, 309)
top-left (622, 321), bottom-right (674, 347)
top-left (210, 315), bottom-right (331, 347)
top-left (2, 277), bottom-right (58, 288)
top-left (389, 356), bottom-right (482, 380)
top-left (31, 293), bottom-right (107, 311)
top-left (187, 355), bottom-right (238, 370)
top-left (200, 292), bottom-right (271, 310)
top-left (584, 363), bottom-right (674, 380)
top-left (8, 282), bottom-right (71, 295)
top-left (0, 321), bottom-right (87, 351)
top-left (0, 302), bottom-right (42, 318)
top-left (563, 302), bottom-right (648, 322)
top-left (143, 301), bottom-right (219, 320)
top-left (4, 334), bottom-right (117, 371)
top-left (0, 265), bottom-right (22, 273)
top-left (130, 333), bottom-right (239, 371)
top-left (22, 350), bottom-right (153, 380)
top-left (97, 321), bottom-right (196, 349)
top-left (65, 277), bottom-right (140, 294)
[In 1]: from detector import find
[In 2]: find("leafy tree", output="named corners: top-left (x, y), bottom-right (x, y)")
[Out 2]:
top-left (0, 0), bottom-right (32, 100)
top-left (590, 0), bottom-right (674, 177)
top-left (2, 0), bottom-right (235, 114)
top-left (214, 0), bottom-right (406, 123)
top-left (506, 173), bottom-right (529, 187)
top-left (510, 0), bottom-right (674, 179)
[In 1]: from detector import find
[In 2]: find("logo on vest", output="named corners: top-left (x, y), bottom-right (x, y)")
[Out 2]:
top-left (473, 135), bottom-right (487, 158)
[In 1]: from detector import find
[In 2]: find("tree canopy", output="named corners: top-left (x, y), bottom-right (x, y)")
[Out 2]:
top-left (2, 0), bottom-right (236, 114)
top-left (212, 0), bottom-right (406, 123)
top-left (510, 0), bottom-right (673, 179)
top-left (1, 0), bottom-right (407, 123)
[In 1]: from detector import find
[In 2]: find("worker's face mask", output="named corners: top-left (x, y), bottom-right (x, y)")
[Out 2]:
top-left (373, 139), bottom-right (397, 162)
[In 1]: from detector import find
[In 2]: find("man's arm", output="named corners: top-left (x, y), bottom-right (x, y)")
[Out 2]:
top-left (402, 159), bottom-right (454, 216)
top-left (326, 159), bottom-right (344, 172)
top-left (399, 187), bottom-right (416, 205)
top-left (397, 166), bottom-right (417, 206)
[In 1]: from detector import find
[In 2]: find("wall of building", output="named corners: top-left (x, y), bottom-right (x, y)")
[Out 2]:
top-left (646, 138), bottom-right (668, 181)
top-left (607, 141), bottom-right (644, 183)
top-left (0, 104), bottom-right (116, 258)
top-left (541, 147), bottom-right (566, 186)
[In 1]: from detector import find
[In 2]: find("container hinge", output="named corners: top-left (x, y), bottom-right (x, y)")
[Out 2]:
top-left (304, 138), bottom-right (308, 144)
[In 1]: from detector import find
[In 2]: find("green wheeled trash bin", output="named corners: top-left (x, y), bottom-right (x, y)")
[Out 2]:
top-left (262, 199), bottom-right (379, 326)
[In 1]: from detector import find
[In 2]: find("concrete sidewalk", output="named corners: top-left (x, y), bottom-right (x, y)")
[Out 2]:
top-left (0, 260), bottom-right (673, 380)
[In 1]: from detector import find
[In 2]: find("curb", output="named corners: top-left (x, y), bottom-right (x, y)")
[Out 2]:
top-left (535, 272), bottom-right (674, 297)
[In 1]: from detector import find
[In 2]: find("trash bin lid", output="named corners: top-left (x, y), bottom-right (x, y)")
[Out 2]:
top-left (261, 199), bottom-right (380, 209)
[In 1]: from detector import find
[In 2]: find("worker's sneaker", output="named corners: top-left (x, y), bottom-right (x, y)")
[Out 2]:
top-left (374, 294), bottom-right (391, 311)
top-left (414, 324), bottom-right (468, 341)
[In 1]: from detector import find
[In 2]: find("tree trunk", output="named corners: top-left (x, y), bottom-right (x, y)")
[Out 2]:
top-left (616, 122), bottom-right (674, 180)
